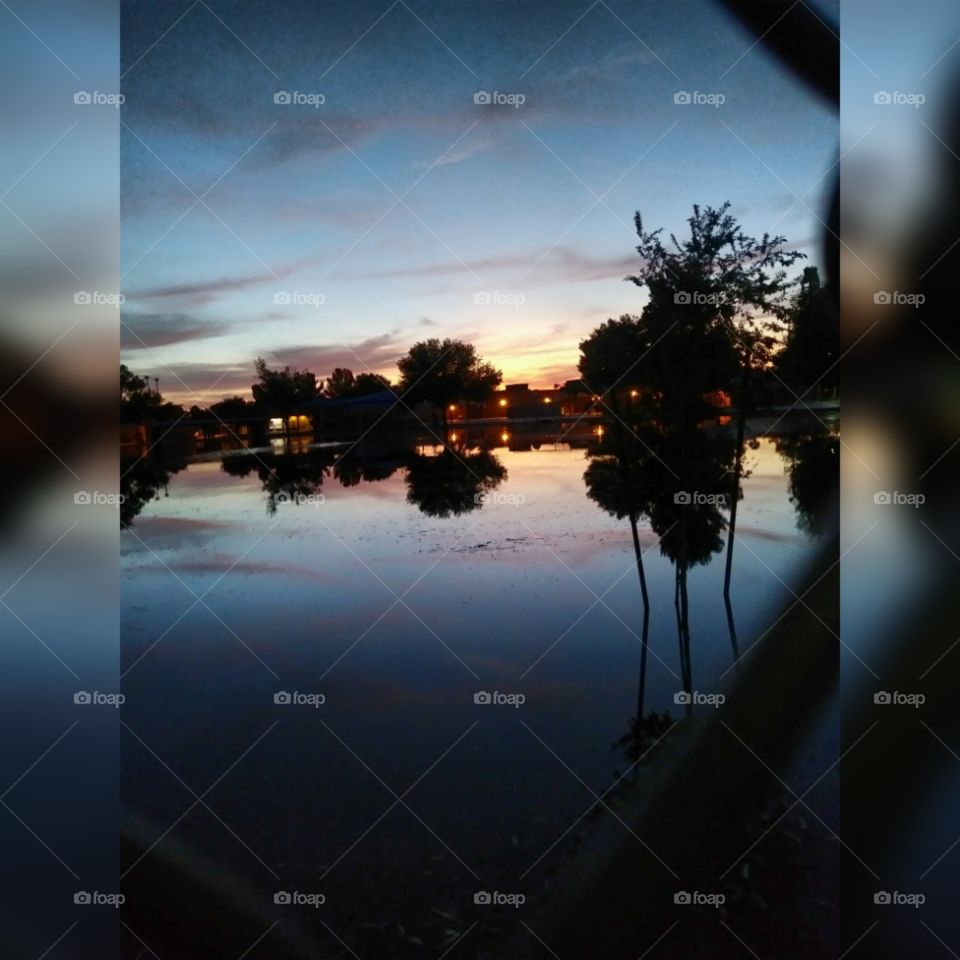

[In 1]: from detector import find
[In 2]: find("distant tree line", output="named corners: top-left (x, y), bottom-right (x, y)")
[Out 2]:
top-left (121, 202), bottom-right (833, 430)
top-left (121, 338), bottom-right (505, 429)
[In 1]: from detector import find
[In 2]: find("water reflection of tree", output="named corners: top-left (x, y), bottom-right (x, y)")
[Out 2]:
top-left (120, 454), bottom-right (187, 528)
top-left (332, 450), bottom-right (402, 488)
top-left (221, 447), bottom-right (333, 515)
top-left (579, 203), bottom-right (802, 751)
top-left (775, 433), bottom-right (839, 537)
top-left (403, 447), bottom-right (506, 518)
top-left (221, 444), bottom-right (406, 514)
top-left (585, 423), bottom-right (738, 722)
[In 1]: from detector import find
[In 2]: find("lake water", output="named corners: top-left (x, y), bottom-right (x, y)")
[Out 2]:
top-left (120, 422), bottom-right (836, 953)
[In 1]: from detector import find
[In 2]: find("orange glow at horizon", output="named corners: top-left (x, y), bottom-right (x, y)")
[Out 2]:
top-left (159, 345), bottom-right (583, 407)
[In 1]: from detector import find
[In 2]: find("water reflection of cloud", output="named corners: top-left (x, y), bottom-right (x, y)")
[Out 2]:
top-left (735, 525), bottom-right (809, 544)
top-left (124, 554), bottom-right (349, 587)
top-left (120, 516), bottom-right (236, 553)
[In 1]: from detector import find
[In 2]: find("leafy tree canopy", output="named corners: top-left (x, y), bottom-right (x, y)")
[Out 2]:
top-left (251, 357), bottom-right (321, 414)
top-left (397, 339), bottom-right (501, 408)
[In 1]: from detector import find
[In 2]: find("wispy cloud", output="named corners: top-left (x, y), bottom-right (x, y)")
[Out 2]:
top-left (121, 313), bottom-right (234, 350)
top-left (267, 333), bottom-right (404, 375)
top-left (124, 260), bottom-right (309, 305)
top-left (144, 332), bottom-right (408, 403)
top-left (354, 245), bottom-right (638, 284)
top-left (413, 135), bottom-right (495, 169)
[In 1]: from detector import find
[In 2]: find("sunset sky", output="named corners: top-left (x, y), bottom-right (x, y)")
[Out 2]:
top-left (120, 0), bottom-right (836, 403)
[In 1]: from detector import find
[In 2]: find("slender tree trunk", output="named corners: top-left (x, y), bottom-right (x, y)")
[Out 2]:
top-left (629, 512), bottom-right (650, 723)
top-left (674, 565), bottom-right (686, 698)
top-left (675, 512), bottom-right (693, 711)
top-left (723, 364), bottom-right (750, 662)
top-left (609, 389), bottom-right (651, 725)
top-left (674, 564), bottom-right (693, 712)
top-left (679, 563), bottom-right (692, 703)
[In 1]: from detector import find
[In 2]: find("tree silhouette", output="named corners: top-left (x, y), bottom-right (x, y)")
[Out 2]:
top-left (121, 364), bottom-right (184, 422)
top-left (251, 358), bottom-right (321, 432)
top-left (397, 339), bottom-right (501, 423)
top-left (585, 424), bottom-right (738, 712)
top-left (775, 266), bottom-right (838, 398)
top-left (325, 368), bottom-right (355, 397)
top-left (626, 203), bottom-right (804, 657)
top-left (325, 368), bottom-right (392, 398)
top-left (351, 372), bottom-right (392, 396)
top-left (331, 448), bottom-right (402, 487)
top-left (209, 396), bottom-right (255, 419)
top-left (403, 446), bottom-right (506, 518)
top-left (628, 202), bottom-right (803, 372)
top-left (120, 453), bottom-right (187, 527)
top-left (220, 447), bottom-right (333, 515)
top-left (775, 432), bottom-right (839, 536)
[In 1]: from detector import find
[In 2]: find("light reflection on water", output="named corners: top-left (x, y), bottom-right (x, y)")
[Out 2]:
top-left (120, 430), bottom-right (834, 933)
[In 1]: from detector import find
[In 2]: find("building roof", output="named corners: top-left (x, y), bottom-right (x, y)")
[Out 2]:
top-left (300, 390), bottom-right (397, 410)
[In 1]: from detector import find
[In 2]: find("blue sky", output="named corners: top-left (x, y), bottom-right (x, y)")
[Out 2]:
top-left (120, 0), bottom-right (837, 403)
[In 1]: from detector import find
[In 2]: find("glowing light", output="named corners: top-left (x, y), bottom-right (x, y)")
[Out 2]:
top-left (498, 398), bottom-right (508, 407)
top-left (630, 389), bottom-right (639, 398)
top-left (500, 432), bottom-right (509, 443)
top-left (449, 432), bottom-right (458, 442)
top-left (449, 404), bottom-right (457, 411)
top-left (543, 397), bottom-right (552, 404)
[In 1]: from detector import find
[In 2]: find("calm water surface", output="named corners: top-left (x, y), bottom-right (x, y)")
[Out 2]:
top-left (120, 428), bottom-right (833, 941)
